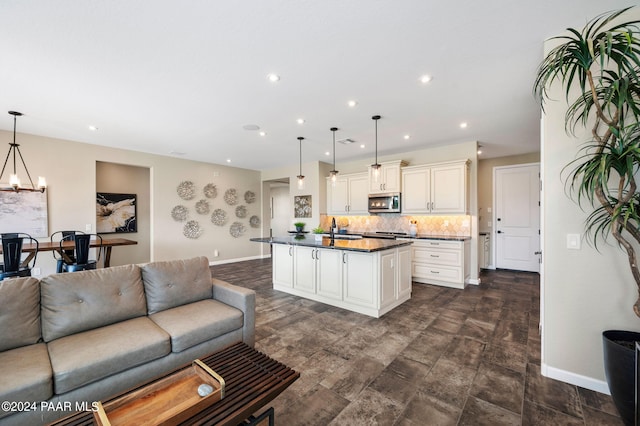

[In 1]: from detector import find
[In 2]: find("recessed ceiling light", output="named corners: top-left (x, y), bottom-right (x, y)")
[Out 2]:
top-left (347, 100), bottom-right (358, 108)
top-left (226, 159), bottom-right (231, 163)
top-left (419, 75), bottom-right (432, 84)
top-left (170, 150), bottom-right (186, 156)
top-left (460, 122), bottom-right (468, 129)
top-left (360, 144), bottom-right (365, 148)
top-left (242, 124), bottom-right (260, 131)
top-left (88, 125), bottom-right (98, 131)
top-left (259, 131), bottom-right (267, 136)
top-left (297, 118), bottom-right (305, 125)
top-left (267, 73), bottom-right (280, 82)
top-left (403, 134), bottom-right (410, 140)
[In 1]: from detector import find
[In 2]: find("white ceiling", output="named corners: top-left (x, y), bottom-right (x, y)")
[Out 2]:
top-left (0, 0), bottom-right (634, 171)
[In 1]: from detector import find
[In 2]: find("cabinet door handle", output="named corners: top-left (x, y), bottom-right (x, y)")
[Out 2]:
top-left (431, 270), bottom-right (440, 274)
top-left (430, 242), bottom-right (440, 246)
top-left (342, 252), bottom-right (347, 263)
top-left (430, 254), bottom-right (439, 258)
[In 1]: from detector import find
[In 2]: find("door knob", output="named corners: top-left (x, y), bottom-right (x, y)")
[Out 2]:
top-left (497, 218), bottom-right (502, 221)
top-left (497, 230), bottom-right (503, 234)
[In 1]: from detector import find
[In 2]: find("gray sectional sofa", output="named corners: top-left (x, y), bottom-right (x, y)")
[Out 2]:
top-left (0, 256), bottom-right (255, 426)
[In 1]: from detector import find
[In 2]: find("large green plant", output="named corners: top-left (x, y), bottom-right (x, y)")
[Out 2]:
top-left (534, 7), bottom-right (640, 316)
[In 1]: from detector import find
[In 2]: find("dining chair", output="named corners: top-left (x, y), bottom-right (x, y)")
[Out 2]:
top-left (59, 233), bottom-right (102, 272)
top-left (51, 230), bottom-right (85, 273)
top-left (0, 233), bottom-right (38, 280)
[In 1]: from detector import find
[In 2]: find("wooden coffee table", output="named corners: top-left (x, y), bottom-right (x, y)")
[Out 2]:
top-left (51, 342), bottom-right (299, 426)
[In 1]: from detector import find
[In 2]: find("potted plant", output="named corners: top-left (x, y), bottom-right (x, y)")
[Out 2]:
top-left (294, 222), bottom-right (306, 233)
top-left (534, 7), bottom-right (640, 424)
top-left (312, 227), bottom-right (325, 241)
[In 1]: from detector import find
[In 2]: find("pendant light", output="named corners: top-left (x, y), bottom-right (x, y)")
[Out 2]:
top-left (328, 127), bottom-right (339, 187)
top-left (371, 115), bottom-right (382, 182)
top-left (296, 136), bottom-right (305, 190)
top-left (0, 111), bottom-right (46, 193)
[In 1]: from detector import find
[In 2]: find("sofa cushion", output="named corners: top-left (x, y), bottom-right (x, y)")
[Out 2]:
top-left (41, 264), bottom-right (147, 342)
top-left (141, 256), bottom-right (212, 314)
top-left (0, 277), bottom-right (41, 351)
top-left (150, 299), bottom-right (243, 353)
top-left (0, 343), bottom-right (52, 419)
top-left (47, 317), bottom-right (170, 394)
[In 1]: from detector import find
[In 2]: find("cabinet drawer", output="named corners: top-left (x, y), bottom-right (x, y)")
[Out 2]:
top-left (413, 264), bottom-right (463, 284)
top-left (412, 240), bottom-right (462, 250)
top-left (413, 248), bottom-right (461, 266)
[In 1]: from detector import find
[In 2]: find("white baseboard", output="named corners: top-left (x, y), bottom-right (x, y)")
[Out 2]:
top-left (208, 254), bottom-right (270, 266)
top-left (541, 363), bottom-right (610, 395)
top-left (467, 278), bottom-right (481, 285)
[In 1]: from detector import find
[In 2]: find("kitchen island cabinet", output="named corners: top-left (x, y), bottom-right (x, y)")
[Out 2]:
top-left (252, 236), bottom-right (412, 318)
top-left (399, 236), bottom-right (470, 289)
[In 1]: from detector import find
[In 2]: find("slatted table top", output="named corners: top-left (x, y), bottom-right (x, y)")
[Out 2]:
top-left (50, 342), bottom-right (300, 426)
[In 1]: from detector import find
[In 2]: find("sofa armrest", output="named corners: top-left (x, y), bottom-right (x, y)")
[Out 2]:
top-left (211, 278), bottom-right (256, 346)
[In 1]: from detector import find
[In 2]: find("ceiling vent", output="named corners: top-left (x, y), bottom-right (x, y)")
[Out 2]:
top-left (337, 138), bottom-right (356, 145)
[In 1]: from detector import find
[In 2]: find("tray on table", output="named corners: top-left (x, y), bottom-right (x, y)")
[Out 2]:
top-left (93, 360), bottom-right (224, 426)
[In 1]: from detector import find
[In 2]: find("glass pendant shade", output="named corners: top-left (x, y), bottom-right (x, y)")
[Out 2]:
top-left (296, 136), bottom-right (305, 190)
top-left (371, 115), bottom-right (381, 181)
top-left (329, 127), bottom-right (339, 186)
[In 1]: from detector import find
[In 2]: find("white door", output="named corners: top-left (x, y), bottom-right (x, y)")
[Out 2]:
top-left (495, 164), bottom-right (540, 272)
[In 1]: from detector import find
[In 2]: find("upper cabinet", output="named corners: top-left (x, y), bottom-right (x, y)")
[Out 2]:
top-left (402, 160), bottom-right (469, 214)
top-left (327, 172), bottom-right (368, 215)
top-left (368, 160), bottom-right (407, 194)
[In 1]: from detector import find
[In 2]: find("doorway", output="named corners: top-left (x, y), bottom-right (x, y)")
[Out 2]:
top-left (494, 163), bottom-right (540, 273)
top-left (269, 181), bottom-right (290, 237)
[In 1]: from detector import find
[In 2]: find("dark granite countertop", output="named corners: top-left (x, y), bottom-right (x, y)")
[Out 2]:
top-left (398, 234), bottom-right (472, 241)
top-left (250, 235), bottom-right (412, 252)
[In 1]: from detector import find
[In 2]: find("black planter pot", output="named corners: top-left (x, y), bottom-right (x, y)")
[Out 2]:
top-left (602, 330), bottom-right (640, 426)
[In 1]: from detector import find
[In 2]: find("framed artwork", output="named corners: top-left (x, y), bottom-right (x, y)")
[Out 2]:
top-left (294, 195), bottom-right (312, 218)
top-left (96, 192), bottom-right (137, 233)
top-left (0, 190), bottom-right (48, 237)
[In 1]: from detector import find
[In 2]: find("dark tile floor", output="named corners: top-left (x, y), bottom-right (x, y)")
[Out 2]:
top-left (212, 258), bottom-right (622, 425)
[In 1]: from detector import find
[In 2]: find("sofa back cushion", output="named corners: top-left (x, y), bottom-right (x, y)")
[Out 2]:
top-left (141, 256), bottom-right (212, 314)
top-left (41, 264), bottom-right (147, 342)
top-left (0, 277), bottom-right (41, 351)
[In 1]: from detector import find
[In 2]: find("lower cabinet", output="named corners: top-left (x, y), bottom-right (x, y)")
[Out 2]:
top-left (272, 244), bottom-right (412, 318)
top-left (409, 239), bottom-right (470, 289)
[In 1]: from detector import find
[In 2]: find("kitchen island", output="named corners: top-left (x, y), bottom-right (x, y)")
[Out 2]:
top-left (251, 235), bottom-right (412, 318)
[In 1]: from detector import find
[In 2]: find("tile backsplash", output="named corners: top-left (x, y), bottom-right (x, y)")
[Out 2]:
top-left (319, 214), bottom-right (471, 236)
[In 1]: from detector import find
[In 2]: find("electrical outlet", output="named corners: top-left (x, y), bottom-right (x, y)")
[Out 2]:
top-left (213, 250), bottom-right (219, 257)
top-left (443, 220), bottom-right (449, 226)
top-left (32, 267), bottom-right (41, 276)
top-left (488, 221), bottom-right (492, 227)
top-left (85, 224), bottom-right (92, 232)
top-left (567, 234), bottom-right (581, 250)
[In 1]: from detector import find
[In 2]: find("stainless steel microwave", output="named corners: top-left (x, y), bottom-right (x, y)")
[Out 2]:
top-left (368, 192), bottom-right (401, 213)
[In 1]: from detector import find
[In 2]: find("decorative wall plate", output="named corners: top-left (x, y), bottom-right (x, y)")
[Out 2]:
top-left (244, 190), bottom-right (256, 204)
top-left (211, 209), bottom-right (227, 226)
top-left (195, 199), bottom-right (210, 215)
top-left (203, 183), bottom-right (217, 199)
top-left (177, 181), bottom-right (196, 200)
top-left (183, 220), bottom-right (203, 239)
top-left (229, 221), bottom-right (246, 238)
top-left (224, 188), bottom-right (238, 205)
top-left (249, 215), bottom-right (260, 228)
top-left (235, 205), bottom-right (247, 218)
top-left (171, 205), bottom-right (188, 222)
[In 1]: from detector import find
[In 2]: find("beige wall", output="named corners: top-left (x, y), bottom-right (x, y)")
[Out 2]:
top-left (0, 130), bottom-right (263, 276)
top-left (477, 153), bottom-right (540, 234)
top-left (96, 161), bottom-right (151, 266)
top-left (541, 7), bottom-right (640, 393)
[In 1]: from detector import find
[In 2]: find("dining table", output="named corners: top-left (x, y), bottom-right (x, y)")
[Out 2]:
top-left (2, 237), bottom-right (138, 268)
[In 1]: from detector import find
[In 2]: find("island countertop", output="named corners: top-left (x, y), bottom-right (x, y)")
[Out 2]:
top-left (250, 235), bottom-right (413, 252)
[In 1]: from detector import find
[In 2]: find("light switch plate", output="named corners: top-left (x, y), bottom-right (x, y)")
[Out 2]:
top-left (567, 234), bottom-right (581, 250)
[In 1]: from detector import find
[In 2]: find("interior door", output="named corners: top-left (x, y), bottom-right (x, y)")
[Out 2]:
top-left (495, 164), bottom-right (540, 272)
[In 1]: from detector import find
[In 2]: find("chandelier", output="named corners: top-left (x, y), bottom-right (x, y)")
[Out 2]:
top-left (0, 111), bottom-right (46, 193)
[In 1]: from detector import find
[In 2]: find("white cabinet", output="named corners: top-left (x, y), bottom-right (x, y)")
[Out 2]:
top-left (368, 160), bottom-right (407, 194)
top-left (272, 244), bottom-right (293, 288)
top-left (343, 251), bottom-right (377, 308)
top-left (327, 172), bottom-right (368, 215)
top-left (272, 244), bottom-right (412, 318)
top-left (410, 239), bottom-right (470, 289)
top-left (401, 160), bottom-right (469, 214)
top-left (294, 246), bottom-right (343, 299)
